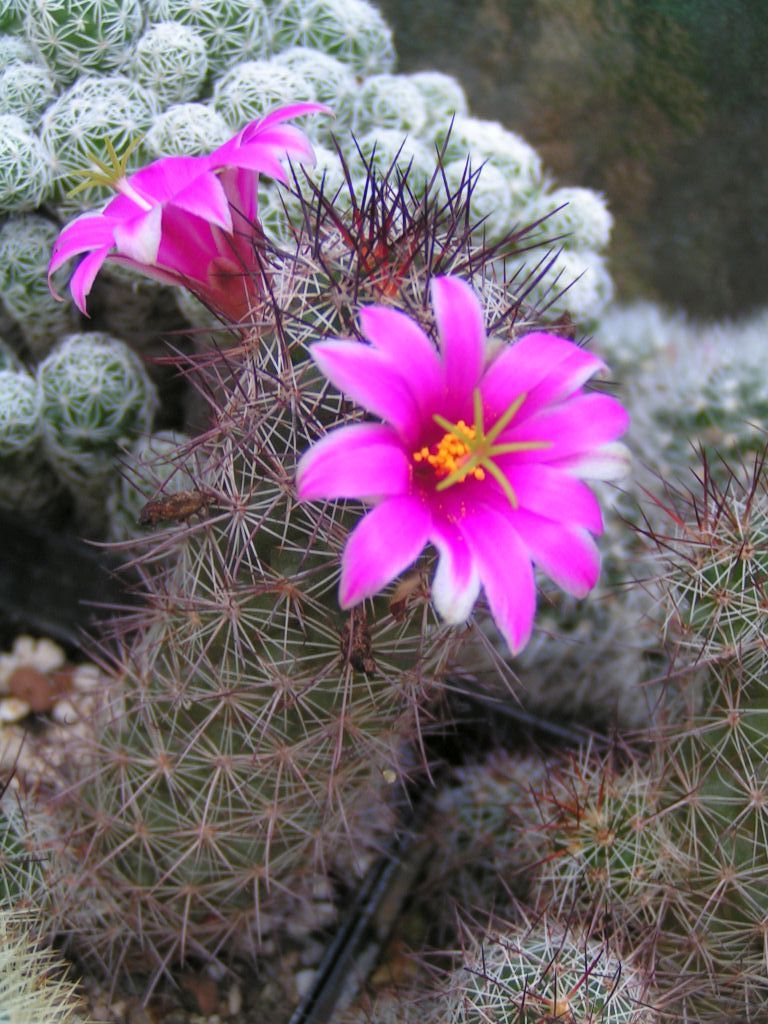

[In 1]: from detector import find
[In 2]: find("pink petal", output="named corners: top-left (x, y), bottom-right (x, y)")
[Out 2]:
top-left (460, 504), bottom-right (536, 654)
top-left (549, 441), bottom-right (632, 481)
top-left (430, 276), bottom-right (485, 409)
top-left (512, 510), bottom-right (600, 597)
top-left (430, 522), bottom-right (481, 624)
top-left (481, 332), bottom-right (605, 424)
top-left (208, 138), bottom-right (291, 182)
top-left (219, 166), bottom-right (259, 224)
top-left (505, 464), bottom-right (603, 534)
top-left (109, 255), bottom-right (187, 289)
top-left (251, 123), bottom-right (318, 164)
top-left (113, 204), bottom-right (162, 265)
top-left (69, 247), bottom-right (110, 314)
top-left (296, 424), bottom-right (410, 501)
top-left (156, 205), bottom-right (222, 283)
top-left (171, 172), bottom-right (233, 231)
top-left (499, 393), bottom-right (629, 464)
top-left (48, 214), bottom-right (116, 278)
top-left (339, 496), bottom-right (432, 607)
top-left (248, 102), bottom-right (332, 134)
top-left (358, 306), bottom-right (443, 419)
top-left (127, 155), bottom-right (211, 205)
top-left (310, 340), bottom-right (424, 443)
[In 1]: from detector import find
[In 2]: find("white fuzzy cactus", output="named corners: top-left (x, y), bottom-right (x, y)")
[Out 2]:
top-left (0, 0), bottom-right (26, 31)
top-left (270, 0), bottom-right (396, 76)
top-left (508, 247), bottom-right (615, 325)
top-left (0, 34), bottom-right (36, 66)
top-left (595, 302), bottom-right (768, 472)
top-left (0, 367), bottom-right (60, 512)
top-left (0, 368), bottom-right (40, 457)
top-left (212, 58), bottom-right (314, 130)
top-left (24, 0), bottom-right (144, 84)
top-left (0, 60), bottom-right (55, 122)
top-left (40, 75), bottom-right (151, 202)
top-left (128, 22), bottom-right (209, 106)
top-left (41, 74), bottom-right (158, 210)
top-left (439, 115), bottom-right (544, 199)
top-left (525, 185), bottom-right (614, 251)
top-left (107, 429), bottom-right (192, 539)
top-left (272, 45), bottom-right (356, 138)
top-left (0, 214), bottom-right (77, 356)
top-left (0, 113), bottom-right (53, 211)
top-left (442, 159), bottom-right (513, 242)
top-left (409, 70), bottom-right (469, 128)
top-left (353, 73), bottom-right (429, 135)
top-left (144, 100), bottom-right (230, 158)
top-left (37, 331), bottom-right (158, 496)
top-left (144, 0), bottom-right (270, 74)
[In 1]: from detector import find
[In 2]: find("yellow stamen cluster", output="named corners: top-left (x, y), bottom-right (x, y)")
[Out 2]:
top-left (413, 421), bottom-right (486, 481)
top-left (412, 388), bottom-right (552, 509)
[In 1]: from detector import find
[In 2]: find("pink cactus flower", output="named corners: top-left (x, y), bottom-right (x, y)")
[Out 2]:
top-left (48, 103), bottom-right (329, 324)
top-left (297, 276), bottom-right (629, 654)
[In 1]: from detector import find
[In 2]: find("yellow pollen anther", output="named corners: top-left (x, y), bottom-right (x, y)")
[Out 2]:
top-left (413, 387), bottom-right (553, 509)
top-left (413, 423), bottom-right (486, 483)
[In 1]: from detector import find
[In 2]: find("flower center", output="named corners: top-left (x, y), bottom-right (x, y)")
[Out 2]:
top-left (413, 421), bottom-right (487, 482)
top-left (412, 388), bottom-right (551, 508)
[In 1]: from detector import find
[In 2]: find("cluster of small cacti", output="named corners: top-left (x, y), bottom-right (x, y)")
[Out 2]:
top-left (6, 6), bottom-right (766, 1022)
top-left (18, 155), bottom-right (541, 993)
top-left (0, 329), bottom-right (157, 528)
top-left (0, 0), bottom-right (614, 354)
top-left (594, 301), bottom-right (768, 475)
top-left (346, 913), bottom-right (657, 1024)
top-left (368, 448), bottom-right (767, 1024)
top-left (0, 0), bottom-right (620, 542)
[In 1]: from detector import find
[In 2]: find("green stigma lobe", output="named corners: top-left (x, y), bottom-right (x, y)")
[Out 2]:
top-left (431, 388), bottom-right (552, 507)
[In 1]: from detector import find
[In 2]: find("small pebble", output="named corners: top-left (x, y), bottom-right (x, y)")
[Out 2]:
top-left (0, 697), bottom-right (31, 723)
top-left (226, 983), bottom-right (242, 1016)
top-left (52, 698), bottom-right (79, 725)
top-left (294, 969), bottom-right (317, 999)
top-left (73, 663), bottom-right (102, 691)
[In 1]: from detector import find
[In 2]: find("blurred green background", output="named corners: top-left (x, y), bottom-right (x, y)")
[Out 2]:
top-left (378, 0), bottom-right (768, 319)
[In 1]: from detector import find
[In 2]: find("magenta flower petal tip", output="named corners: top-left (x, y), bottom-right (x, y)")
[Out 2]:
top-left (298, 275), bottom-right (629, 656)
top-left (48, 103), bottom-right (327, 322)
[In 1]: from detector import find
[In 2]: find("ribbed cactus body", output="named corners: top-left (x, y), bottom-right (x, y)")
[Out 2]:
top-left (0, 60), bottom-right (56, 122)
top-left (24, 0), bottom-right (143, 83)
top-left (0, 214), bottom-right (76, 356)
top-left (270, 0), bottom-right (395, 76)
top-left (440, 920), bottom-right (655, 1024)
top-left (48, 335), bottom-right (459, 977)
top-left (0, 113), bottom-right (53, 211)
top-left (127, 21), bottom-right (208, 106)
